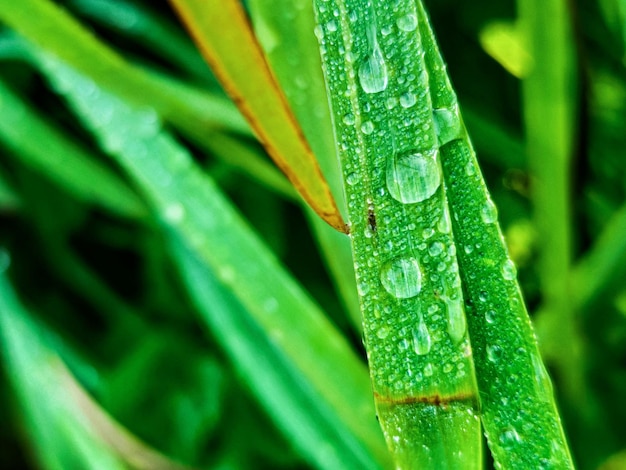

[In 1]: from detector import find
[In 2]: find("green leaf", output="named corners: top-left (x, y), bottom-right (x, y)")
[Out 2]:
top-left (415, 2), bottom-right (575, 468)
top-left (0, 79), bottom-right (146, 218)
top-left (32, 52), bottom-right (391, 469)
top-left (169, 0), bottom-right (348, 233)
top-left (313, 1), bottom-right (481, 468)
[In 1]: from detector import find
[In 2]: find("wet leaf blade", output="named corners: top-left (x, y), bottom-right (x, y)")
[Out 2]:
top-left (313, 1), bottom-right (481, 468)
top-left (168, 0), bottom-right (347, 233)
top-left (414, 2), bottom-right (575, 468)
top-left (32, 52), bottom-right (390, 469)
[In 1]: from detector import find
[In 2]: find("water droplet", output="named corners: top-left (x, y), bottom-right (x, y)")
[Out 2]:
top-left (481, 199), bottom-right (498, 224)
top-left (502, 259), bottom-right (517, 280)
top-left (377, 326), bottom-right (390, 339)
top-left (443, 363), bottom-right (453, 373)
top-left (397, 13), bottom-right (417, 32)
top-left (485, 309), bottom-right (496, 324)
top-left (385, 96), bottom-right (398, 109)
top-left (424, 363), bottom-right (434, 376)
top-left (478, 291), bottom-right (488, 302)
top-left (358, 37), bottom-right (388, 93)
top-left (343, 113), bottom-right (355, 126)
top-left (380, 256), bottom-right (422, 298)
top-left (399, 91), bottom-right (416, 108)
top-left (433, 104), bottom-right (463, 146)
top-left (428, 241), bottom-right (445, 257)
top-left (326, 19), bottom-right (338, 32)
top-left (357, 280), bottom-right (370, 295)
top-left (361, 120), bottom-right (375, 134)
top-left (346, 172), bottom-right (359, 185)
top-left (437, 209), bottom-right (451, 233)
top-left (499, 427), bottom-right (521, 449)
top-left (487, 344), bottom-right (503, 363)
top-left (386, 149), bottom-right (441, 204)
top-left (532, 353), bottom-right (553, 397)
top-left (444, 297), bottom-right (467, 343)
top-left (465, 160), bottom-right (476, 176)
top-left (412, 315), bottom-right (431, 355)
top-left (464, 244), bottom-right (474, 254)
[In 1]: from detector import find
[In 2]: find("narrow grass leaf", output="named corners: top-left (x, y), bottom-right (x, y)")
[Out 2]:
top-left (34, 54), bottom-right (391, 469)
top-left (247, 0), bottom-right (361, 328)
top-left (314, 1), bottom-right (481, 468)
top-left (517, 0), bottom-right (584, 403)
top-left (414, 2), bottom-right (575, 468)
top-left (0, 79), bottom-right (146, 218)
top-left (168, 0), bottom-right (348, 233)
top-left (0, 268), bottom-right (190, 470)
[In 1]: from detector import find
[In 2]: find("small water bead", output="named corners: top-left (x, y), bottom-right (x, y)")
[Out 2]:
top-left (357, 280), bottom-right (370, 296)
top-left (412, 316), bottom-right (432, 355)
top-left (361, 120), bottom-right (375, 134)
top-left (487, 344), bottom-right (503, 363)
top-left (428, 241), bottom-right (445, 257)
top-left (396, 13), bottom-right (418, 32)
top-left (485, 309), bottom-right (496, 324)
top-left (531, 353), bottom-right (553, 397)
top-left (346, 172), bottom-right (359, 185)
top-left (424, 363), bottom-right (434, 377)
top-left (443, 363), bottom-right (454, 374)
top-left (380, 256), bottom-right (422, 298)
top-left (501, 259), bottom-right (517, 280)
top-left (464, 244), bottom-right (474, 255)
top-left (377, 326), bottom-right (390, 339)
top-left (481, 199), bottom-right (498, 224)
top-left (385, 96), bottom-right (398, 109)
top-left (444, 297), bottom-right (467, 344)
top-left (465, 160), bottom-right (476, 176)
top-left (478, 291), bottom-right (488, 302)
top-left (358, 37), bottom-right (388, 93)
top-left (386, 149), bottom-right (441, 204)
top-left (399, 91), bottom-right (417, 108)
top-left (343, 113), bottom-right (355, 126)
top-left (438, 209), bottom-right (451, 233)
top-left (499, 427), bottom-right (521, 449)
top-left (326, 19), bottom-right (338, 32)
top-left (432, 104), bottom-right (464, 146)
top-left (422, 227), bottom-right (435, 239)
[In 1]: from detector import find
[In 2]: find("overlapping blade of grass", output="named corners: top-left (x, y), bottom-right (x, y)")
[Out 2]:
top-left (247, 0), bottom-right (360, 328)
top-left (67, 0), bottom-right (217, 84)
top-left (517, 0), bottom-right (583, 401)
top-left (0, 79), bottom-right (146, 219)
top-left (32, 51), bottom-right (391, 469)
top-left (314, 1), bottom-right (482, 468)
top-left (414, 2), bottom-right (575, 468)
top-left (0, 267), bottom-right (190, 470)
top-left (0, 0), bottom-right (248, 134)
top-left (168, 0), bottom-right (347, 233)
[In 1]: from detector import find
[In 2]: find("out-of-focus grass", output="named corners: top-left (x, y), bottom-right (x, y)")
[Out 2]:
top-left (0, 0), bottom-right (625, 469)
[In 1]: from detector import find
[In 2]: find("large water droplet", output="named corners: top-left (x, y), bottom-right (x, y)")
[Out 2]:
top-left (501, 259), bottom-right (517, 280)
top-left (444, 296), bottom-right (467, 343)
top-left (386, 149), bottom-right (441, 203)
top-left (380, 256), bottom-right (422, 298)
top-left (358, 39), bottom-right (388, 93)
top-left (377, 326), bottom-right (390, 339)
top-left (481, 199), bottom-right (498, 224)
top-left (397, 13), bottom-right (418, 32)
top-left (433, 104), bottom-right (463, 146)
top-left (499, 427), bottom-right (521, 449)
top-left (412, 315), bottom-right (431, 355)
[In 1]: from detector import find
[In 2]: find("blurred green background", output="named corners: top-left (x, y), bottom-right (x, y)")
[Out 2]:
top-left (0, 0), bottom-right (625, 468)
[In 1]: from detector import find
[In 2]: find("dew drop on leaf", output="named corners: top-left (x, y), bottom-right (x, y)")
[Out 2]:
top-left (396, 13), bottom-right (418, 32)
top-left (412, 314), bottom-right (431, 355)
top-left (433, 104), bottom-right (463, 146)
top-left (444, 296), bottom-right (467, 344)
top-left (358, 37), bottom-right (388, 93)
top-left (501, 259), bottom-right (517, 280)
top-left (386, 149), bottom-right (441, 203)
top-left (481, 198), bottom-right (498, 224)
top-left (380, 256), bottom-right (422, 298)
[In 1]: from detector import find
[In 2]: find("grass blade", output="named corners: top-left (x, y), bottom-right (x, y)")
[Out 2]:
top-left (0, 266), bottom-right (189, 470)
top-left (414, 2), bottom-right (575, 468)
top-left (247, 0), bottom-right (361, 328)
top-left (33, 52), bottom-right (391, 469)
top-left (168, 0), bottom-right (348, 233)
top-left (0, 79), bottom-right (146, 219)
top-left (314, 1), bottom-right (482, 467)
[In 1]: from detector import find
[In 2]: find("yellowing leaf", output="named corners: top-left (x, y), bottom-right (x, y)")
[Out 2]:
top-left (168, 0), bottom-right (348, 233)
